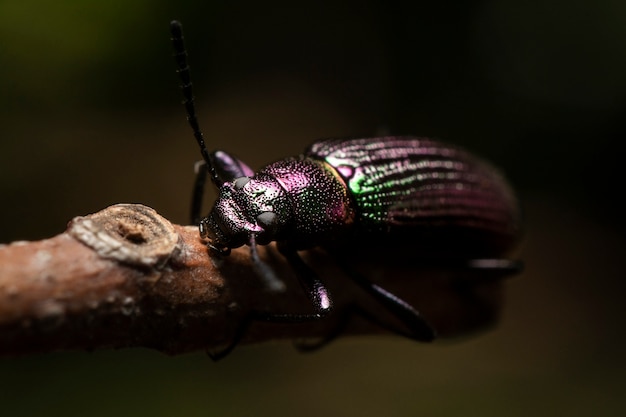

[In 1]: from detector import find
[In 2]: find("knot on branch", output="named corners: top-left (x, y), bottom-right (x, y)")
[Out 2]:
top-left (67, 204), bottom-right (181, 268)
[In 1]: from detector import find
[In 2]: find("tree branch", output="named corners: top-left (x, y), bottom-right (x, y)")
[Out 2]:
top-left (0, 204), bottom-right (512, 357)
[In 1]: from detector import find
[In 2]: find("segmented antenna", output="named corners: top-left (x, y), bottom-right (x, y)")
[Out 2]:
top-left (170, 20), bottom-right (222, 187)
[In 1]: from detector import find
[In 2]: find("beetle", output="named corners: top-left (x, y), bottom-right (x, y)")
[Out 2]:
top-left (169, 20), bottom-right (521, 359)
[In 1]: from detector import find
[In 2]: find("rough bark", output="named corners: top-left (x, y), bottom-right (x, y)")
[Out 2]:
top-left (0, 204), bottom-right (512, 357)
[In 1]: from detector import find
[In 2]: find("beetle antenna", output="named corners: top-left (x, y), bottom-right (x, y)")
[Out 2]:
top-left (170, 20), bottom-right (223, 187)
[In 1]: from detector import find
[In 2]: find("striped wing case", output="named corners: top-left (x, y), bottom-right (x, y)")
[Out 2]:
top-left (306, 137), bottom-right (521, 257)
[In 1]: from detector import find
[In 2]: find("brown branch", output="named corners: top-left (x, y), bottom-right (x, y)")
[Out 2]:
top-left (0, 204), bottom-right (511, 357)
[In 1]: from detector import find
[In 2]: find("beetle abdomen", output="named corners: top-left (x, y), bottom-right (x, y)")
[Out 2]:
top-left (306, 137), bottom-right (521, 256)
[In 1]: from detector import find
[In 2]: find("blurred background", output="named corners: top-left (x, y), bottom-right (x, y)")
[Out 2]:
top-left (1, 1), bottom-right (625, 416)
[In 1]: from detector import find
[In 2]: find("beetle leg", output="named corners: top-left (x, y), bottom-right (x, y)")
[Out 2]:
top-left (418, 258), bottom-right (523, 281)
top-left (337, 260), bottom-right (437, 342)
top-left (205, 313), bottom-right (256, 361)
top-left (271, 242), bottom-right (333, 319)
top-left (292, 307), bottom-right (353, 352)
top-left (210, 150), bottom-right (255, 180)
top-left (292, 301), bottom-right (423, 352)
top-left (290, 251), bottom-right (437, 351)
top-left (243, 242), bottom-right (333, 323)
top-left (294, 295), bottom-right (437, 352)
top-left (249, 234), bottom-right (286, 292)
top-left (205, 243), bottom-right (333, 360)
top-left (364, 282), bottom-right (436, 341)
top-left (190, 151), bottom-right (255, 225)
top-left (326, 258), bottom-right (521, 345)
top-left (465, 258), bottom-right (523, 277)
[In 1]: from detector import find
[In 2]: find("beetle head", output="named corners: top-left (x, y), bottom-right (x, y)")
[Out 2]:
top-left (200, 176), bottom-right (291, 252)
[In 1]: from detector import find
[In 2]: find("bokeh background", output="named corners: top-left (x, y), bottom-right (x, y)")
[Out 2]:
top-left (1, 1), bottom-right (625, 416)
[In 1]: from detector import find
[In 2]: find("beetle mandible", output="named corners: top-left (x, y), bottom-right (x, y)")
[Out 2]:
top-left (169, 21), bottom-right (522, 359)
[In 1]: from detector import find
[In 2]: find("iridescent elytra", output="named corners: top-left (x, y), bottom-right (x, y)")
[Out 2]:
top-left (170, 20), bottom-right (522, 359)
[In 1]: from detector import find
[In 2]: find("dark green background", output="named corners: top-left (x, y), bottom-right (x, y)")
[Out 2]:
top-left (1, 1), bottom-right (624, 416)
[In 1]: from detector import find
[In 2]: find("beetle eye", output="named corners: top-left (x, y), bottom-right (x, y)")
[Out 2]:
top-left (256, 211), bottom-right (277, 230)
top-left (234, 176), bottom-right (251, 189)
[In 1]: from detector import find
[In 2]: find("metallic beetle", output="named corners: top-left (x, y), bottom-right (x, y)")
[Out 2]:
top-left (170, 21), bottom-right (522, 359)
